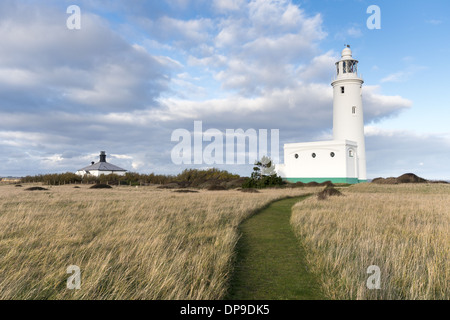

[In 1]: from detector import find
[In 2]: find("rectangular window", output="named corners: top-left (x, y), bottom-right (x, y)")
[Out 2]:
top-left (352, 106), bottom-right (356, 114)
top-left (341, 87), bottom-right (345, 94)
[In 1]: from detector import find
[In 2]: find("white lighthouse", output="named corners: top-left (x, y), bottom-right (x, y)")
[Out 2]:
top-left (276, 46), bottom-right (367, 184)
top-left (332, 46), bottom-right (367, 181)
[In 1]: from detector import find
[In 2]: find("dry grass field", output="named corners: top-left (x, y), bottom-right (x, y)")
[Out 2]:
top-left (291, 183), bottom-right (450, 300)
top-left (1, 183), bottom-right (448, 300)
top-left (0, 184), bottom-right (315, 300)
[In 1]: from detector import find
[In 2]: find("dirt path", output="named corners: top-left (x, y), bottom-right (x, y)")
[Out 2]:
top-left (226, 196), bottom-right (325, 300)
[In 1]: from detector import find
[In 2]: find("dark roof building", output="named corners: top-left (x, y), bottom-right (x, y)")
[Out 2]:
top-left (76, 151), bottom-right (127, 176)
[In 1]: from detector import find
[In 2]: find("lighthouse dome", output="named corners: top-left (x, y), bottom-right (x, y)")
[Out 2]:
top-left (341, 47), bottom-right (353, 59)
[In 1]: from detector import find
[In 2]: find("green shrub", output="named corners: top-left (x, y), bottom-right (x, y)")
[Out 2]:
top-left (242, 157), bottom-right (284, 189)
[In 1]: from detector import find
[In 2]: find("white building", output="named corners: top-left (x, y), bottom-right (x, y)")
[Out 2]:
top-left (76, 151), bottom-right (127, 177)
top-left (277, 46), bottom-right (367, 184)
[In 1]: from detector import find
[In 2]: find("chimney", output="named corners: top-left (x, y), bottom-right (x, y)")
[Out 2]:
top-left (100, 151), bottom-right (106, 163)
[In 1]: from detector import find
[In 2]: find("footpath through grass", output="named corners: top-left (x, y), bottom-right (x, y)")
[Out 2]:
top-left (227, 196), bottom-right (325, 300)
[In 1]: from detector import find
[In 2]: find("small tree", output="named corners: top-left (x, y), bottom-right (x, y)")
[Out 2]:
top-left (243, 156), bottom-right (283, 189)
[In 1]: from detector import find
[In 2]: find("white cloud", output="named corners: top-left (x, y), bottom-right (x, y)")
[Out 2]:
top-left (347, 26), bottom-right (363, 38)
top-left (0, 5), bottom-right (172, 113)
top-left (334, 24), bottom-right (363, 40)
top-left (213, 0), bottom-right (245, 12)
top-left (204, 0), bottom-right (326, 95)
top-left (136, 15), bottom-right (214, 50)
top-left (365, 126), bottom-right (450, 180)
top-left (381, 65), bottom-right (426, 83)
top-left (296, 51), bottom-right (336, 82)
top-left (0, 1), bottom-right (418, 178)
top-left (363, 86), bottom-right (413, 122)
top-left (381, 71), bottom-right (410, 83)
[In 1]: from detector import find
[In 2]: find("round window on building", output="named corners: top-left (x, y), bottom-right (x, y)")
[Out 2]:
top-left (312, 153), bottom-right (316, 158)
top-left (330, 152), bottom-right (335, 158)
top-left (295, 154), bottom-right (299, 159)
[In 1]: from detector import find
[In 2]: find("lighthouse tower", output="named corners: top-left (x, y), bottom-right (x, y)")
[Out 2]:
top-left (276, 45), bottom-right (368, 184)
top-left (331, 46), bottom-right (367, 181)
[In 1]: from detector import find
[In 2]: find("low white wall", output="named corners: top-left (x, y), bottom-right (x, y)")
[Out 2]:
top-left (279, 140), bottom-right (357, 179)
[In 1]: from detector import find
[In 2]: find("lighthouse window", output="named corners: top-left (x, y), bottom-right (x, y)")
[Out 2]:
top-left (349, 150), bottom-right (354, 158)
top-left (343, 60), bottom-right (357, 73)
top-left (330, 152), bottom-right (335, 158)
top-left (341, 86), bottom-right (345, 94)
top-left (295, 154), bottom-right (299, 159)
top-left (348, 61), bottom-right (354, 73)
top-left (352, 106), bottom-right (357, 114)
top-left (312, 153), bottom-right (317, 158)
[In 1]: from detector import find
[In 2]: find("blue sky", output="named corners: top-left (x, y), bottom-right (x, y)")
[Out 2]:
top-left (0, 0), bottom-right (449, 179)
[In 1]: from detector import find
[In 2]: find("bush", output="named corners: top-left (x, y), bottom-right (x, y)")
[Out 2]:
top-left (242, 174), bottom-right (284, 189)
top-left (21, 172), bottom-right (82, 185)
top-left (90, 184), bottom-right (112, 189)
top-left (25, 187), bottom-right (48, 191)
top-left (207, 185), bottom-right (227, 191)
top-left (21, 168), bottom-right (241, 189)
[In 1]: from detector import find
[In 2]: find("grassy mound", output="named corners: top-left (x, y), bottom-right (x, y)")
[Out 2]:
top-left (306, 182), bottom-right (320, 187)
top-left (320, 181), bottom-right (335, 187)
top-left (397, 173), bottom-right (427, 183)
top-left (173, 189), bottom-right (199, 193)
top-left (372, 173), bottom-right (428, 184)
top-left (286, 181), bottom-right (335, 188)
top-left (207, 185), bottom-right (227, 191)
top-left (317, 187), bottom-right (342, 200)
top-left (286, 182), bottom-right (305, 188)
top-left (90, 184), bottom-right (112, 189)
top-left (25, 187), bottom-right (49, 191)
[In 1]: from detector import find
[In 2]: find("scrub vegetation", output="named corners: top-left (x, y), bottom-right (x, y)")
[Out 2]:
top-left (19, 168), bottom-right (241, 187)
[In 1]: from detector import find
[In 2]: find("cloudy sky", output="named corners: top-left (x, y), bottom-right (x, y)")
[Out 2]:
top-left (1, 0), bottom-right (449, 179)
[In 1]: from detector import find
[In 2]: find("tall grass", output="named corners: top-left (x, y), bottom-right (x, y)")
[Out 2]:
top-left (291, 183), bottom-right (450, 300)
top-left (0, 185), bottom-right (313, 299)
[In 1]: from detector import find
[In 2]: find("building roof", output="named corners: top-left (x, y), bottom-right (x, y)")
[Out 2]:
top-left (79, 162), bottom-right (127, 172)
top-left (78, 151), bottom-right (127, 172)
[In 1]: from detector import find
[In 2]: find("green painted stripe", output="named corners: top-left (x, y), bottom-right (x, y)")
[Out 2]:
top-left (284, 177), bottom-right (360, 184)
